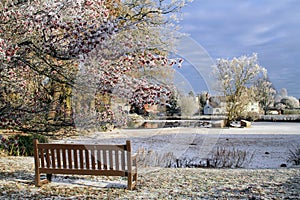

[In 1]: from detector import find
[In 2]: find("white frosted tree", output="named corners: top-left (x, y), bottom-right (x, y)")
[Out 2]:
top-left (275, 88), bottom-right (299, 109)
top-left (178, 94), bottom-right (199, 117)
top-left (280, 97), bottom-right (299, 109)
top-left (213, 53), bottom-right (267, 125)
top-left (254, 77), bottom-right (277, 114)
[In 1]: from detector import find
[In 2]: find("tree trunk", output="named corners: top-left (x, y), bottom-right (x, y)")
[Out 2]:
top-left (48, 82), bottom-right (62, 124)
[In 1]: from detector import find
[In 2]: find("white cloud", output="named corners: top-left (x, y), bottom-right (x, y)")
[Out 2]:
top-left (179, 0), bottom-right (300, 97)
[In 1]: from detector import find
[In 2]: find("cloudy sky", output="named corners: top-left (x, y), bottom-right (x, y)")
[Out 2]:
top-left (176, 0), bottom-right (300, 98)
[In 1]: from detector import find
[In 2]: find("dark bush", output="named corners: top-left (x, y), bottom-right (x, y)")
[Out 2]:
top-left (0, 134), bottom-right (48, 156)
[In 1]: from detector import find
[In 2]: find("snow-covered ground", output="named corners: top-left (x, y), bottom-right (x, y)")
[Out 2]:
top-left (57, 122), bottom-right (300, 169)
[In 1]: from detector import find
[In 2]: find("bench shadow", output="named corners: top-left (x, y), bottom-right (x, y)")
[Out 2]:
top-left (46, 175), bottom-right (127, 189)
top-left (0, 170), bottom-right (35, 185)
top-left (0, 171), bottom-right (127, 189)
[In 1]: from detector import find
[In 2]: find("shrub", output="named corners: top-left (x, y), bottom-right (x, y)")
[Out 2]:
top-left (0, 134), bottom-right (48, 156)
top-left (136, 147), bottom-right (175, 168)
top-left (245, 112), bottom-right (260, 122)
top-left (168, 147), bottom-right (254, 168)
top-left (287, 145), bottom-right (300, 165)
top-left (136, 146), bottom-right (254, 168)
top-left (209, 146), bottom-right (254, 168)
top-left (283, 109), bottom-right (300, 115)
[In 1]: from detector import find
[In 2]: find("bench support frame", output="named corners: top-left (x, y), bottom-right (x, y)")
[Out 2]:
top-left (33, 139), bottom-right (137, 190)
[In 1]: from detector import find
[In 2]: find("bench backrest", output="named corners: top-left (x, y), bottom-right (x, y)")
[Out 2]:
top-left (33, 139), bottom-right (133, 175)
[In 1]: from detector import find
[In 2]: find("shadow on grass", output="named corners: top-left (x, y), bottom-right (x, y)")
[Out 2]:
top-left (0, 170), bottom-right (127, 189)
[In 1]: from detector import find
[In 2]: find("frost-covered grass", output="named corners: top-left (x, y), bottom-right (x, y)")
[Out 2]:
top-left (0, 156), bottom-right (299, 199)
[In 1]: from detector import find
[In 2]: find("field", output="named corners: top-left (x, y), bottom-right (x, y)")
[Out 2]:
top-left (0, 122), bottom-right (299, 199)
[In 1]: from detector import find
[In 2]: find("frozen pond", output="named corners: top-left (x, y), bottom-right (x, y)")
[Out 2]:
top-left (57, 122), bottom-right (300, 169)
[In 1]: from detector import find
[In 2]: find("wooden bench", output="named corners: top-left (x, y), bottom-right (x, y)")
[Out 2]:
top-left (33, 139), bottom-right (138, 190)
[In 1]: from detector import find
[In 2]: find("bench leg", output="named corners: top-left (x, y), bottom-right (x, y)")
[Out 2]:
top-left (133, 172), bottom-right (137, 185)
top-left (35, 172), bottom-right (52, 187)
top-left (127, 172), bottom-right (137, 190)
top-left (127, 173), bottom-right (133, 190)
top-left (35, 172), bottom-right (40, 187)
top-left (47, 174), bottom-right (52, 182)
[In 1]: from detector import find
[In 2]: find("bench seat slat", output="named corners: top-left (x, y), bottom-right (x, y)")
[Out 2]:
top-left (115, 150), bottom-right (119, 171)
top-left (51, 149), bottom-right (56, 169)
top-left (73, 149), bottom-right (78, 169)
top-left (109, 150), bottom-right (113, 170)
top-left (40, 149), bottom-right (45, 168)
top-left (57, 149), bottom-right (61, 168)
top-left (79, 149), bottom-right (84, 169)
top-left (68, 149), bottom-right (73, 169)
top-left (91, 150), bottom-right (96, 170)
top-left (45, 149), bottom-right (51, 168)
top-left (103, 150), bottom-right (108, 170)
top-left (97, 150), bottom-right (102, 170)
top-left (85, 150), bottom-right (90, 169)
top-left (121, 150), bottom-right (126, 171)
top-left (62, 149), bottom-right (67, 168)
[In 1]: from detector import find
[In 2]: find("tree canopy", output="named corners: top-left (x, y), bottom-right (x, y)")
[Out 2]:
top-left (0, 0), bottom-right (191, 131)
top-left (213, 53), bottom-right (268, 125)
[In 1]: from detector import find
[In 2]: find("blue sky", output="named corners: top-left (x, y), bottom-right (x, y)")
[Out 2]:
top-left (177, 0), bottom-right (300, 98)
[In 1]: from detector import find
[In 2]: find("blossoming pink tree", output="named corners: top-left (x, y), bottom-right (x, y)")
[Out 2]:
top-left (0, 0), bottom-right (189, 131)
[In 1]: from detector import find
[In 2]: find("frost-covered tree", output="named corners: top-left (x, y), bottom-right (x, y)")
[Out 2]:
top-left (254, 77), bottom-right (276, 114)
top-left (280, 97), bottom-right (299, 109)
top-left (275, 88), bottom-right (299, 109)
top-left (196, 92), bottom-right (208, 114)
top-left (213, 53), bottom-right (267, 125)
top-left (178, 94), bottom-right (199, 116)
top-left (0, 0), bottom-right (191, 131)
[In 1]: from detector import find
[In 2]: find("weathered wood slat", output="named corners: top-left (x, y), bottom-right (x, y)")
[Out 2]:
top-left (97, 150), bottom-right (102, 170)
top-left (57, 149), bottom-right (61, 168)
top-left (121, 149), bottom-right (126, 171)
top-left (115, 150), bottom-right (119, 171)
top-left (109, 150), bottom-right (113, 170)
top-left (73, 149), bottom-right (78, 169)
top-left (40, 149), bottom-right (45, 168)
top-left (45, 149), bottom-right (50, 168)
top-left (91, 150), bottom-right (96, 170)
top-left (68, 149), bottom-right (72, 169)
top-left (51, 149), bottom-right (56, 169)
top-left (103, 150), bottom-right (108, 170)
top-left (79, 149), bottom-right (84, 169)
top-left (62, 149), bottom-right (67, 169)
top-left (85, 149), bottom-right (90, 169)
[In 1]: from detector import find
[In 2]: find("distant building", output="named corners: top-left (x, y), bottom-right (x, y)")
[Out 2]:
top-left (203, 95), bottom-right (260, 115)
top-left (203, 99), bottom-right (226, 115)
top-left (246, 102), bottom-right (260, 113)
